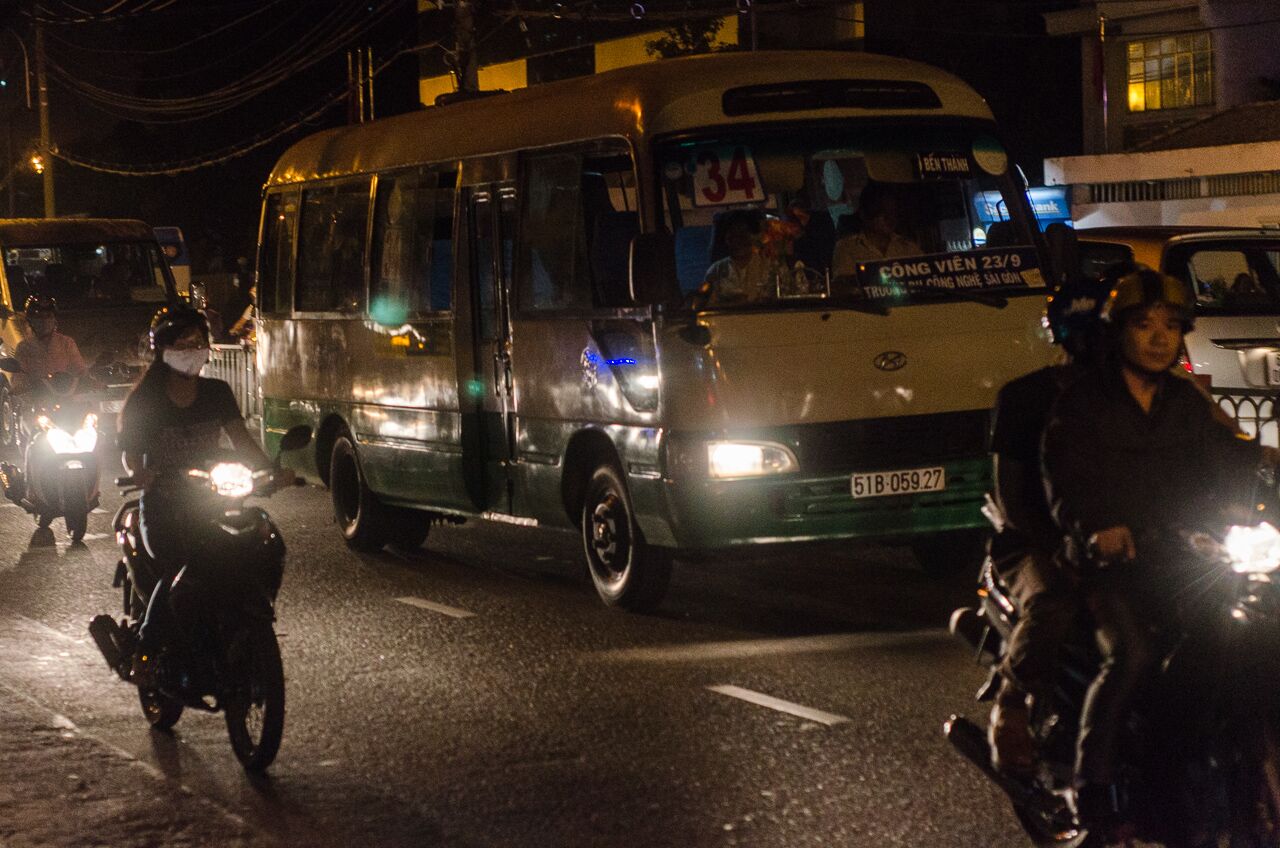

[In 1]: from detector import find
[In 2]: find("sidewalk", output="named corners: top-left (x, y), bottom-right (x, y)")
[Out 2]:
top-left (0, 681), bottom-right (273, 848)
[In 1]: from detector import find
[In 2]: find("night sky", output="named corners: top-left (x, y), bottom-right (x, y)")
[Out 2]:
top-left (0, 0), bottom-right (1079, 272)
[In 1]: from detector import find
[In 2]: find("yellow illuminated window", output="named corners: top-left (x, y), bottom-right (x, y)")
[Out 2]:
top-left (1126, 32), bottom-right (1212, 113)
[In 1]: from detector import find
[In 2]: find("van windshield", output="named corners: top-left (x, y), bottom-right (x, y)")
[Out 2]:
top-left (657, 124), bottom-right (1045, 309)
top-left (3, 241), bottom-right (170, 308)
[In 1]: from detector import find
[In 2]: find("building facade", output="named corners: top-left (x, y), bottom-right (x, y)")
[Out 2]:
top-left (1044, 0), bottom-right (1280, 227)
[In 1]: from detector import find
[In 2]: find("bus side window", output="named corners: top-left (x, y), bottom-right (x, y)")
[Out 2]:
top-left (297, 179), bottom-right (370, 313)
top-left (258, 190), bottom-right (298, 316)
top-left (370, 167), bottom-right (456, 322)
top-left (518, 141), bottom-right (636, 313)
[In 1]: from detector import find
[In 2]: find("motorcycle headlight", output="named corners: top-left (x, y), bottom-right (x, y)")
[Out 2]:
top-left (1225, 522), bottom-right (1280, 574)
top-left (45, 426), bottom-right (77, 454)
top-left (706, 441), bottom-right (798, 479)
top-left (207, 462), bottom-right (255, 498)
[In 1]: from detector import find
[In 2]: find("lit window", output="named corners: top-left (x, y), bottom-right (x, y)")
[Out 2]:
top-left (1127, 32), bottom-right (1213, 113)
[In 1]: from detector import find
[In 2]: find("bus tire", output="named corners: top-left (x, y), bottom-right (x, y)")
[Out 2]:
top-left (385, 507), bottom-right (430, 552)
top-left (911, 530), bottom-right (987, 579)
top-left (581, 463), bottom-right (672, 612)
top-left (329, 434), bottom-right (387, 552)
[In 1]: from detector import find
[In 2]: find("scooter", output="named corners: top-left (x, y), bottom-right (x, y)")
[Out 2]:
top-left (944, 484), bottom-right (1280, 847)
top-left (88, 425), bottom-right (311, 772)
top-left (0, 357), bottom-right (101, 541)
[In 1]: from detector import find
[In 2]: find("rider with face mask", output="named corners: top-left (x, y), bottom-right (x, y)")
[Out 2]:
top-left (118, 305), bottom-right (285, 683)
top-left (1042, 267), bottom-right (1268, 827)
top-left (13, 295), bottom-right (87, 395)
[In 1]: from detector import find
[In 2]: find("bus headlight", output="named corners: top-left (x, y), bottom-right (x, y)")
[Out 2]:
top-left (706, 441), bottom-right (797, 479)
top-left (1226, 522), bottom-right (1280, 574)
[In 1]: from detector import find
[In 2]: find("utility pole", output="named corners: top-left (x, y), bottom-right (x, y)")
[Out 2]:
top-left (454, 0), bottom-right (480, 94)
top-left (34, 23), bottom-right (53, 218)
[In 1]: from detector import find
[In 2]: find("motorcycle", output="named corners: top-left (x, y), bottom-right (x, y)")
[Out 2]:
top-left (945, 486), bottom-right (1280, 847)
top-left (0, 357), bottom-right (102, 541)
top-left (88, 424), bottom-right (311, 772)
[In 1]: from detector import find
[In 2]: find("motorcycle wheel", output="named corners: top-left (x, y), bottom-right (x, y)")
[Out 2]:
top-left (223, 623), bottom-right (285, 772)
top-left (65, 510), bottom-right (88, 542)
top-left (0, 384), bottom-right (14, 448)
top-left (138, 686), bottom-right (184, 730)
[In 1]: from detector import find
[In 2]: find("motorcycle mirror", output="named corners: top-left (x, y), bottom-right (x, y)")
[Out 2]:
top-left (0, 357), bottom-right (20, 373)
top-left (277, 425), bottom-right (312, 454)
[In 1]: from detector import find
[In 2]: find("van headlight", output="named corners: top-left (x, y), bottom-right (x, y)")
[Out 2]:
top-left (1225, 522), bottom-right (1280, 574)
top-left (706, 441), bottom-right (798, 479)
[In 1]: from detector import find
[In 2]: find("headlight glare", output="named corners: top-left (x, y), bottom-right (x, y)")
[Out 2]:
top-left (706, 441), bottom-right (797, 479)
top-left (45, 426), bottom-right (77, 454)
top-left (209, 462), bottom-right (255, 498)
top-left (1225, 522), bottom-right (1280, 574)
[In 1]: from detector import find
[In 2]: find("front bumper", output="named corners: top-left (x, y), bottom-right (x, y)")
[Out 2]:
top-left (633, 456), bottom-right (992, 550)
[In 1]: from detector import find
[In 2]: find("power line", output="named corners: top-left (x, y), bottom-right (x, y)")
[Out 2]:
top-left (49, 39), bottom-right (443, 176)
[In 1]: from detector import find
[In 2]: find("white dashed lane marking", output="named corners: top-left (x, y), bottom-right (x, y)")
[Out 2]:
top-left (394, 596), bottom-right (475, 619)
top-left (707, 685), bottom-right (851, 727)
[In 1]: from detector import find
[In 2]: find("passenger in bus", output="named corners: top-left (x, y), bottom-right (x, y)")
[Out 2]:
top-left (831, 182), bottom-right (921, 277)
top-left (699, 209), bottom-right (780, 306)
top-left (14, 295), bottom-right (87, 394)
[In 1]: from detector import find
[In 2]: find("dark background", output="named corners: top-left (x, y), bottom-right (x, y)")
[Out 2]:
top-left (0, 0), bottom-right (1081, 275)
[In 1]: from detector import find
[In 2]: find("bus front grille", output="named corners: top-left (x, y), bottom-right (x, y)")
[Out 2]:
top-left (790, 410), bottom-right (990, 475)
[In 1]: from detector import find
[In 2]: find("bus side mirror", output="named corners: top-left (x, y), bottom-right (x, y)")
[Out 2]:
top-left (1045, 222), bottom-right (1082, 288)
top-left (629, 232), bottom-right (680, 306)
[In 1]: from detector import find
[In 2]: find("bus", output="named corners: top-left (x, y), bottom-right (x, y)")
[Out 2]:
top-left (256, 51), bottom-right (1056, 610)
top-left (0, 218), bottom-right (178, 444)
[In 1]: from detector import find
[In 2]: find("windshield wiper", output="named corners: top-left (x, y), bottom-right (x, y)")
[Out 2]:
top-left (912, 287), bottom-right (1008, 309)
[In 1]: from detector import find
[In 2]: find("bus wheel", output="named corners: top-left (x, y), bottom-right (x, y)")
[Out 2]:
top-left (911, 530), bottom-right (987, 579)
top-left (581, 464), bottom-right (672, 612)
top-left (330, 435), bottom-right (387, 552)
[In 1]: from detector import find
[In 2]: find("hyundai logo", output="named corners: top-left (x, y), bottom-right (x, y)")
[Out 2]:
top-left (873, 351), bottom-right (907, 372)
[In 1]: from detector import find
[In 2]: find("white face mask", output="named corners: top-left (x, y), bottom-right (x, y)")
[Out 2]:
top-left (163, 348), bottom-right (209, 377)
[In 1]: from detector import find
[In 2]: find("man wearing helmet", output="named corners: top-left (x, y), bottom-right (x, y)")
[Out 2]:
top-left (13, 295), bottom-right (88, 395)
top-left (1042, 266), bottom-right (1268, 826)
top-left (984, 272), bottom-right (1109, 777)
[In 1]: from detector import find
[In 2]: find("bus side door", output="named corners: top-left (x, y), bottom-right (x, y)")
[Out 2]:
top-left (460, 184), bottom-right (518, 514)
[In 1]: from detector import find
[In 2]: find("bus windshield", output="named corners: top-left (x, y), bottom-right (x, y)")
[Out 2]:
top-left (3, 240), bottom-right (171, 308)
top-left (658, 123), bottom-right (1044, 309)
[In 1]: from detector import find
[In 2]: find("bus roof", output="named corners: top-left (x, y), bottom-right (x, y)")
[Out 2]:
top-left (266, 50), bottom-right (994, 187)
top-left (0, 217), bottom-right (157, 247)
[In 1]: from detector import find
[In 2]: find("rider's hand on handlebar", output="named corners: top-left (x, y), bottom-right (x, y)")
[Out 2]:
top-left (273, 467), bottom-right (296, 488)
top-left (1089, 526), bottom-right (1137, 564)
top-left (132, 468), bottom-right (157, 490)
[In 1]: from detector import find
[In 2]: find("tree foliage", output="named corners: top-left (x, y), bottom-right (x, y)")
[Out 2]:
top-left (645, 17), bottom-right (727, 59)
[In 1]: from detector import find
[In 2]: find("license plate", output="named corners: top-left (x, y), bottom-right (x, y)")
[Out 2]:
top-left (851, 467), bottom-right (946, 499)
top-left (100, 399), bottom-right (125, 413)
top-left (1269, 351), bottom-right (1280, 386)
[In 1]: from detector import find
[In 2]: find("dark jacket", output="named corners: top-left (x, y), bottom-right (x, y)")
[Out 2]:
top-left (1043, 364), bottom-right (1259, 565)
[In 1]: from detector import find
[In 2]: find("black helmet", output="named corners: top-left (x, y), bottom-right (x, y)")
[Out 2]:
top-left (149, 304), bottom-right (209, 352)
top-left (23, 294), bottom-right (58, 316)
top-left (1046, 273), bottom-right (1110, 353)
top-left (1099, 264), bottom-right (1195, 331)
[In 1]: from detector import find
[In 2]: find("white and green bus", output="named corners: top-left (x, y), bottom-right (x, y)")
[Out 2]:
top-left (255, 51), bottom-right (1056, 610)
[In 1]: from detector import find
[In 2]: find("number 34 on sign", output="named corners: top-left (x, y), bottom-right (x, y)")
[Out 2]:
top-left (692, 146), bottom-right (763, 207)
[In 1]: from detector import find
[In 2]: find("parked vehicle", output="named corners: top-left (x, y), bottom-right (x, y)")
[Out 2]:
top-left (0, 357), bottom-right (102, 540)
top-left (944, 474), bottom-right (1280, 846)
top-left (87, 425), bottom-right (311, 772)
top-left (1076, 226), bottom-right (1280, 395)
top-left (256, 50), bottom-right (1060, 610)
top-left (0, 218), bottom-right (180, 447)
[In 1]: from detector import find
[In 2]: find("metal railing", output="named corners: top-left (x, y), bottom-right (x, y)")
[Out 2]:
top-left (206, 342), bottom-right (259, 421)
top-left (1216, 391), bottom-right (1280, 447)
